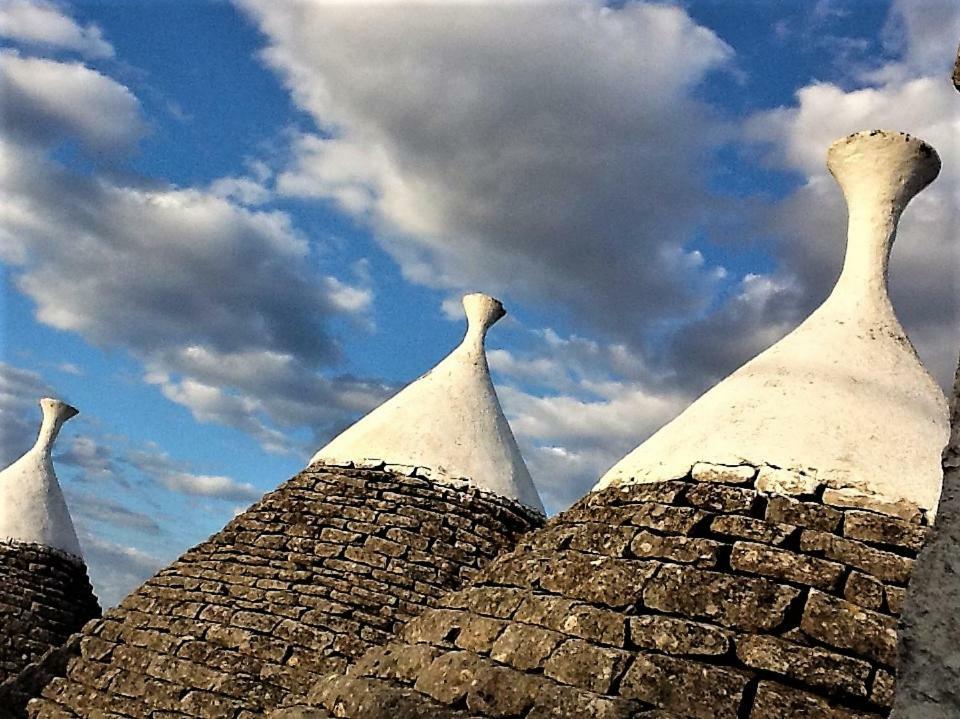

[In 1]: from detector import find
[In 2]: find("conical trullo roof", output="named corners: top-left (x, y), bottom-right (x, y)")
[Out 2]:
top-left (598, 132), bottom-right (948, 515)
top-left (312, 292), bottom-right (543, 514)
top-left (16, 295), bottom-right (543, 719)
top-left (0, 398), bottom-right (83, 557)
top-left (286, 132), bottom-right (944, 719)
top-left (0, 399), bottom-right (100, 687)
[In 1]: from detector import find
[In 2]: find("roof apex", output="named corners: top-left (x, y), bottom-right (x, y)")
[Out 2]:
top-left (596, 131), bottom-right (948, 514)
top-left (0, 398), bottom-right (83, 557)
top-left (310, 293), bottom-right (544, 513)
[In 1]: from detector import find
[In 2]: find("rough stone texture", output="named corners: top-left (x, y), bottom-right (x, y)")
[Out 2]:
top-left (893, 351), bottom-right (960, 718)
top-left (890, 75), bottom-right (960, 719)
top-left (10, 465), bottom-right (540, 719)
top-left (953, 43), bottom-right (960, 90)
top-left (300, 467), bottom-right (928, 718)
top-left (0, 541), bottom-right (99, 686)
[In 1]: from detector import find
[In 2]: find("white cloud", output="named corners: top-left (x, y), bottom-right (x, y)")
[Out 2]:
top-left (159, 472), bottom-right (260, 503)
top-left (668, 272), bottom-right (806, 391)
top-left (874, 0), bottom-right (960, 83)
top-left (0, 51), bottom-right (144, 152)
top-left (208, 174), bottom-right (273, 206)
top-left (0, 50), bottom-right (387, 453)
top-left (56, 361), bottom-right (82, 375)
top-left (145, 346), bottom-right (391, 454)
top-left (0, 0), bottom-right (113, 58)
top-left (238, 0), bottom-right (734, 341)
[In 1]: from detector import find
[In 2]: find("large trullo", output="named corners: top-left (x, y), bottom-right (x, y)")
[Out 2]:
top-left (289, 131), bottom-right (947, 719)
top-left (15, 294), bottom-right (544, 719)
top-left (0, 400), bottom-right (99, 693)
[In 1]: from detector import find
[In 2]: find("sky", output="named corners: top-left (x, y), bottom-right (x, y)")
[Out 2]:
top-left (0, 0), bottom-right (957, 607)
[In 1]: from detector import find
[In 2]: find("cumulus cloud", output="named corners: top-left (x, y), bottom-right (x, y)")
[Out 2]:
top-left (0, 46), bottom-right (388, 454)
top-left (145, 346), bottom-right (391, 454)
top-left (0, 0), bottom-right (113, 58)
top-left (159, 472), bottom-right (260, 502)
top-left (668, 273), bottom-right (807, 391)
top-left (0, 51), bottom-right (144, 153)
top-left (238, 0), bottom-right (734, 342)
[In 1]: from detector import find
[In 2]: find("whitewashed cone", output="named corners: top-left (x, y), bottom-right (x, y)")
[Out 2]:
top-left (311, 293), bottom-right (544, 514)
top-left (0, 398), bottom-right (82, 557)
top-left (597, 131), bottom-right (948, 514)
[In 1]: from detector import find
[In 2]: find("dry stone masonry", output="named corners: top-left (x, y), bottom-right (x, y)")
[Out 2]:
top-left (0, 541), bottom-right (99, 685)
top-left (0, 398), bottom-right (100, 705)
top-left (293, 465), bottom-right (927, 718)
top-left (20, 464), bottom-right (541, 718)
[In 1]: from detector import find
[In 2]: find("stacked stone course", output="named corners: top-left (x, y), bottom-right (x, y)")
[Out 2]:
top-left (0, 541), bottom-right (99, 685)
top-left (296, 463), bottom-right (927, 718)
top-left (16, 464), bottom-right (541, 719)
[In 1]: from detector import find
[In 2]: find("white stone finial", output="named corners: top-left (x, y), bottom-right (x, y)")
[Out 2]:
top-left (462, 292), bottom-right (506, 347)
top-left (827, 131), bottom-right (940, 302)
top-left (0, 398), bottom-right (83, 557)
top-left (596, 130), bottom-right (949, 514)
top-left (309, 293), bottom-right (544, 514)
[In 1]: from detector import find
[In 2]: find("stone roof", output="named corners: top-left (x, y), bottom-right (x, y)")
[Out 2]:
top-left (15, 464), bottom-right (541, 718)
top-left (597, 131), bottom-right (948, 515)
top-left (0, 399), bottom-right (83, 557)
top-left (0, 540), bottom-right (99, 687)
top-left (311, 293), bottom-right (544, 514)
top-left (289, 464), bottom-right (926, 719)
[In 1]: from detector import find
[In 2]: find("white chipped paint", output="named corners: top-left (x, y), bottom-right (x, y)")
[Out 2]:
top-left (597, 131), bottom-right (949, 514)
top-left (310, 293), bottom-right (544, 514)
top-left (0, 398), bottom-right (83, 557)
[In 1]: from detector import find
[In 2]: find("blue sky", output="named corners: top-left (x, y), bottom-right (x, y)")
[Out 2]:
top-left (0, 0), bottom-right (957, 606)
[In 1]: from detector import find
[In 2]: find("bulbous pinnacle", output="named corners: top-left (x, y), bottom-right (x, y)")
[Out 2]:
top-left (41, 398), bottom-right (79, 423)
top-left (462, 293), bottom-right (506, 345)
top-left (36, 397), bottom-right (78, 453)
top-left (826, 131), bottom-right (940, 300)
top-left (827, 130), bottom-right (940, 213)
